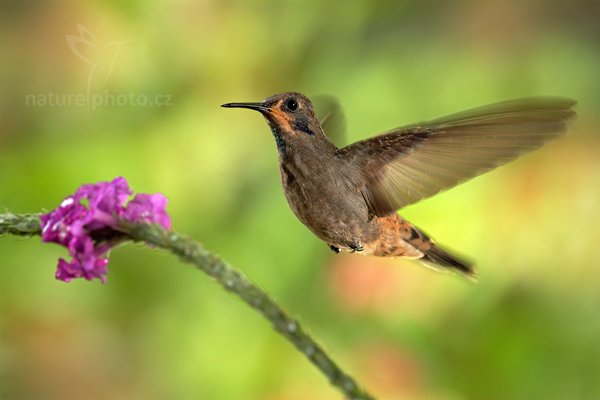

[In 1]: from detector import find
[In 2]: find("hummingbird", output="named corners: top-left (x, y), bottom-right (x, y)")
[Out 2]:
top-left (222, 93), bottom-right (576, 278)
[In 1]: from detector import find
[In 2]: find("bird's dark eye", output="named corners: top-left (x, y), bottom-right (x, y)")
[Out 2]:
top-left (286, 98), bottom-right (298, 111)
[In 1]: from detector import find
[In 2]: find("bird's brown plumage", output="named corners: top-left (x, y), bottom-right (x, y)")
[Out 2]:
top-left (222, 93), bottom-right (576, 278)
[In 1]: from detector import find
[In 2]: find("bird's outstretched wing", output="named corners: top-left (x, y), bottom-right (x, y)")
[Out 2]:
top-left (313, 95), bottom-right (346, 147)
top-left (336, 97), bottom-right (577, 217)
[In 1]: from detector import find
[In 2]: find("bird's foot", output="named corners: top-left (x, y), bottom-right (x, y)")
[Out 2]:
top-left (329, 244), bottom-right (341, 254)
top-left (350, 242), bottom-right (364, 253)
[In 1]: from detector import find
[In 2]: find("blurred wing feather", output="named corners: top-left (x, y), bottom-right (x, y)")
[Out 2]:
top-left (313, 95), bottom-right (346, 147)
top-left (337, 97), bottom-right (577, 216)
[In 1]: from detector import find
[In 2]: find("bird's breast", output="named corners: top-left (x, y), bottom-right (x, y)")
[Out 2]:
top-left (278, 159), bottom-right (378, 245)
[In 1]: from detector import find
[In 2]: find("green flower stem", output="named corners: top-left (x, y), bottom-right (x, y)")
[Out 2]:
top-left (0, 212), bottom-right (375, 400)
top-left (0, 213), bottom-right (43, 236)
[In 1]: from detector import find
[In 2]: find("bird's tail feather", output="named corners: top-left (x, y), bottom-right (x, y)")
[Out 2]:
top-left (420, 244), bottom-right (476, 279)
top-left (375, 215), bottom-right (477, 279)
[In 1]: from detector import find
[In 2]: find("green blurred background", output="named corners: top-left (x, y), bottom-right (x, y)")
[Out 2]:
top-left (1, 1), bottom-right (599, 399)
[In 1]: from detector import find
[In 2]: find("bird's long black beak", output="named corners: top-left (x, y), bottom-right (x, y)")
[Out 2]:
top-left (221, 102), bottom-right (270, 113)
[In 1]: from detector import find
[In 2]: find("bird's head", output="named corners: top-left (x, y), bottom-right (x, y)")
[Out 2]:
top-left (222, 92), bottom-right (334, 154)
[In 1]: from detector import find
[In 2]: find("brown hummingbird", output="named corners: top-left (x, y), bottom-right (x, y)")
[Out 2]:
top-left (222, 93), bottom-right (576, 278)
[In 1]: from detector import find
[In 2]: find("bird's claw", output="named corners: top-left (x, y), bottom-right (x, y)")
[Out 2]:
top-left (350, 243), bottom-right (363, 253)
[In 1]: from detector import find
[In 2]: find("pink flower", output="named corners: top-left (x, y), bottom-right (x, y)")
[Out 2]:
top-left (123, 193), bottom-right (172, 230)
top-left (40, 177), bottom-right (171, 283)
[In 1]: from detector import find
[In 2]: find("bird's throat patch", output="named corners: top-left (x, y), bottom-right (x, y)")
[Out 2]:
top-left (271, 127), bottom-right (286, 153)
